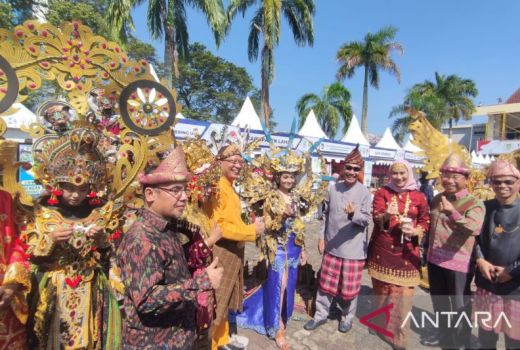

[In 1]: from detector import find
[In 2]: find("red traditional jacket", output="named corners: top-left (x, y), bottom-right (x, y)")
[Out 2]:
top-left (368, 186), bottom-right (430, 287)
top-left (0, 189), bottom-right (30, 349)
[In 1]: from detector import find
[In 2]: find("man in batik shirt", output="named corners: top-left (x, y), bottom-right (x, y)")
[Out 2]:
top-left (117, 146), bottom-right (223, 350)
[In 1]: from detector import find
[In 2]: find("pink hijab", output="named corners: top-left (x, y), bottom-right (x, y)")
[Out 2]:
top-left (385, 160), bottom-right (418, 193)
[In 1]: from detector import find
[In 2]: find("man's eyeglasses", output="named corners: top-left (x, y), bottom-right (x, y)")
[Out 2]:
top-left (157, 186), bottom-right (188, 198)
top-left (491, 179), bottom-right (517, 186)
top-left (223, 159), bottom-right (244, 166)
top-left (345, 165), bottom-right (361, 172)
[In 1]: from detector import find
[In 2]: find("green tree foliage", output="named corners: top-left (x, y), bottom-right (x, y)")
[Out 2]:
top-left (336, 25), bottom-right (403, 135)
top-left (0, 2), bottom-right (14, 29)
top-left (227, 0), bottom-right (315, 126)
top-left (390, 72), bottom-right (478, 141)
top-left (46, 0), bottom-right (113, 38)
top-left (106, 0), bottom-right (226, 87)
top-left (176, 43), bottom-right (260, 124)
top-left (296, 82), bottom-right (353, 139)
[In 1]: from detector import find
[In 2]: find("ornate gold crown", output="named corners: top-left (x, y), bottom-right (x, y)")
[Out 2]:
top-left (269, 149), bottom-right (305, 174)
top-left (32, 125), bottom-right (106, 189)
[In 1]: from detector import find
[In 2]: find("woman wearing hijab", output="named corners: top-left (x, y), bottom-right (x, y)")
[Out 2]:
top-left (367, 160), bottom-right (430, 350)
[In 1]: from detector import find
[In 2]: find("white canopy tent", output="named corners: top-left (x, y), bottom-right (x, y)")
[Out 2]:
top-left (375, 128), bottom-right (402, 150)
top-left (403, 135), bottom-right (422, 153)
top-left (340, 115), bottom-right (369, 145)
top-left (1, 103), bottom-right (37, 141)
top-left (231, 96), bottom-right (263, 130)
top-left (298, 110), bottom-right (327, 139)
top-left (175, 112), bottom-right (186, 119)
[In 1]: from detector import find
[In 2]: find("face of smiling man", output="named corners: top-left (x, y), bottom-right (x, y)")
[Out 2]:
top-left (491, 175), bottom-right (520, 204)
top-left (219, 155), bottom-right (244, 182)
top-left (343, 163), bottom-right (361, 185)
top-left (144, 181), bottom-right (188, 219)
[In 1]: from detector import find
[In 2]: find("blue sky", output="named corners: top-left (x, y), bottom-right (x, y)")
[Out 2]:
top-left (132, 0), bottom-right (520, 138)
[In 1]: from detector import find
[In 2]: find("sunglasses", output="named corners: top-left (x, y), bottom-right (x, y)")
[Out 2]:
top-left (345, 165), bottom-right (361, 172)
top-left (491, 179), bottom-right (517, 186)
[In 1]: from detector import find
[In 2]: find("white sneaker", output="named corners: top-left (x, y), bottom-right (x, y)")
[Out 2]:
top-left (229, 334), bottom-right (249, 348)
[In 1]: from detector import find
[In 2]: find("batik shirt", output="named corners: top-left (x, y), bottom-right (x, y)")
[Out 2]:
top-left (116, 209), bottom-right (212, 350)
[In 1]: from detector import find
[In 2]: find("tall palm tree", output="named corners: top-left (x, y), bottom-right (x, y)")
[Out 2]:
top-left (227, 0), bottom-right (315, 127)
top-left (390, 72), bottom-right (478, 140)
top-left (107, 0), bottom-right (226, 87)
top-left (296, 82), bottom-right (353, 139)
top-left (336, 25), bottom-right (403, 136)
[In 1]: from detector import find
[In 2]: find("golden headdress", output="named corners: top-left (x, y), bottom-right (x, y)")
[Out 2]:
top-left (406, 108), bottom-right (472, 179)
top-left (32, 124), bottom-right (106, 189)
top-left (270, 148), bottom-right (305, 174)
top-left (0, 20), bottom-right (181, 208)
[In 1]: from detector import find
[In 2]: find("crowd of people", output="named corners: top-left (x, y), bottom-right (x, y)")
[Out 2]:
top-left (0, 119), bottom-right (519, 350)
top-left (302, 152), bottom-right (520, 350)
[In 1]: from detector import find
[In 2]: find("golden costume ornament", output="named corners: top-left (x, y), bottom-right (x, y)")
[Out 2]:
top-left (242, 120), bottom-right (330, 263)
top-left (0, 20), bottom-right (183, 349)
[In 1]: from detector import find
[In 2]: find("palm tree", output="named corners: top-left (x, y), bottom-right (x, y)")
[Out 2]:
top-left (227, 0), bottom-right (315, 127)
top-left (106, 0), bottom-right (226, 87)
top-left (296, 82), bottom-right (353, 139)
top-left (336, 25), bottom-right (403, 136)
top-left (390, 72), bottom-right (478, 140)
top-left (389, 87), bottom-right (446, 142)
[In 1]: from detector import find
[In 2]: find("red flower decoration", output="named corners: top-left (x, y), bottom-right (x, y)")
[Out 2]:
top-left (108, 229), bottom-right (122, 241)
top-left (47, 198), bottom-right (59, 206)
top-left (87, 192), bottom-right (97, 199)
top-left (65, 275), bottom-right (82, 289)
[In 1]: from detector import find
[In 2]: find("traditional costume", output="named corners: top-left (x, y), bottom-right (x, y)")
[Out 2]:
top-left (426, 153), bottom-right (484, 348)
top-left (0, 18), bottom-right (183, 350)
top-left (204, 143), bottom-right (257, 349)
top-left (234, 137), bottom-right (327, 342)
top-left (367, 160), bottom-right (430, 349)
top-left (474, 159), bottom-right (520, 349)
top-left (117, 146), bottom-right (213, 350)
top-left (0, 189), bottom-right (30, 349)
top-left (307, 146), bottom-right (371, 331)
top-left (26, 126), bottom-right (121, 349)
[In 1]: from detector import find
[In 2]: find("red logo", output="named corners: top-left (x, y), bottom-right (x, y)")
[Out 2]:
top-left (359, 303), bottom-right (394, 338)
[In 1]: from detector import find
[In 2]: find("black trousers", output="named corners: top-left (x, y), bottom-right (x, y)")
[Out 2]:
top-left (479, 327), bottom-right (520, 350)
top-left (428, 262), bottom-right (474, 349)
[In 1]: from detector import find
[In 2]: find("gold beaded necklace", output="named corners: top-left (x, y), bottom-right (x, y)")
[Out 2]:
top-left (390, 192), bottom-right (411, 220)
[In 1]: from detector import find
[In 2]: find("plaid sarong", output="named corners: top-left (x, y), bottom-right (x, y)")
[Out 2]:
top-left (318, 253), bottom-right (364, 300)
top-left (212, 240), bottom-right (245, 326)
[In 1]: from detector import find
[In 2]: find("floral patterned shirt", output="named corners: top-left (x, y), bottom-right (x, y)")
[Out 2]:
top-left (116, 209), bottom-right (212, 349)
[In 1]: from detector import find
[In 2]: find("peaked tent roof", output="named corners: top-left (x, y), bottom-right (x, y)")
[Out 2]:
top-left (340, 114), bottom-right (369, 145)
top-left (375, 127), bottom-right (402, 150)
top-left (2, 103), bottom-right (37, 128)
top-left (403, 135), bottom-right (422, 152)
top-left (231, 96), bottom-right (262, 130)
top-left (175, 112), bottom-right (185, 119)
top-left (298, 110), bottom-right (328, 139)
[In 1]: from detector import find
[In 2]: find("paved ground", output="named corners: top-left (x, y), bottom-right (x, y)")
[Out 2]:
top-left (237, 219), bottom-right (494, 350)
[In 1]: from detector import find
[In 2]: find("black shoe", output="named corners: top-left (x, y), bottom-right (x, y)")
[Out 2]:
top-left (303, 319), bottom-right (327, 331)
top-left (338, 321), bottom-right (352, 333)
